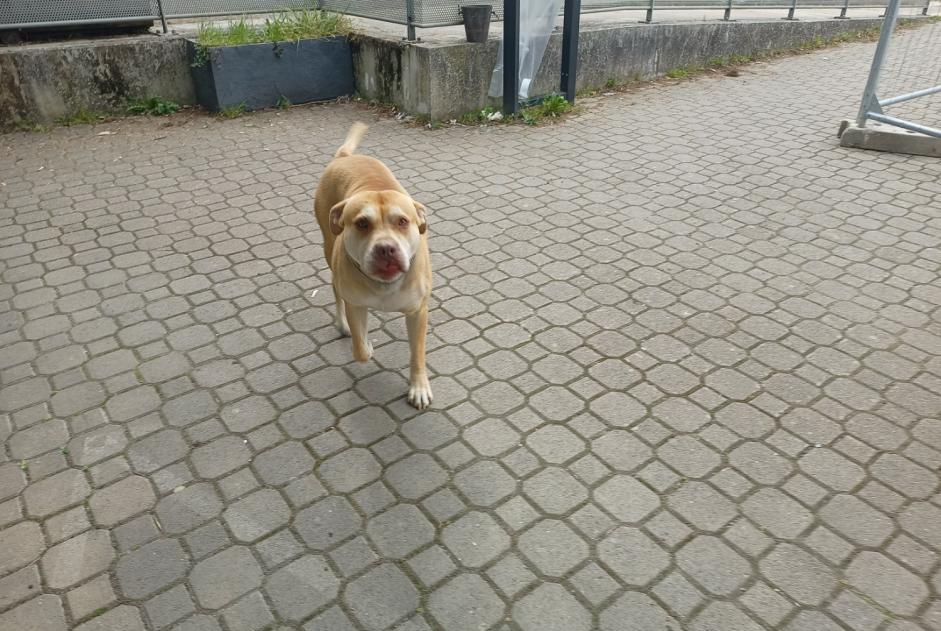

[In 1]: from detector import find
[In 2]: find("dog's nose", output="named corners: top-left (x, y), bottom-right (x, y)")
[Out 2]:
top-left (374, 243), bottom-right (398, 259)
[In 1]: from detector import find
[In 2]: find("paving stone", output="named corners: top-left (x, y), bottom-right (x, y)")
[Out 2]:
top-left (190, 546), bottom-right (263, 610)
top-left (41, 529), bottom-right (114, 589)
top-left (600, 592), bottom-right (679, 631)
top-left (729, 442), bottom-right (793, 484)
top-left (869, 453), bottom-right (939, 499)
top-left (295, 496), bottom-right (362, 550)
top-left (657, 436), bottom-right (721, 478)
top-left (384, 453), bottom-right (448, 500)
top-left (344, 563), bottom-right (419, 631)
top-left (223, 488), bottom-right (290, 543)
top-left (89, 475), bottom-right (155, 527)
top-left (0, 565), bottom-right (42, 612)
top-left (156, 483), bottom-right (224, 535)
top-left (518, 518), bottom-right (589, 577)
top-left (220, 591), bottom-right (274, 631)
top-left (9, 419), bottom-right (68, 459)
top-left (691, 602), bottom-right (763, 631)
top-left (66, 575), bottom-right (117, 622)
top-left (67, 425), bottom-right (128, 467)
top-left (0, 461), bottom-right (27, 502)
top-left (302, 606), bottom-right (357, 631)
top-left (677, 535), bottom-right (751, 596)
top-left (454, 460), bottom-right (517, 507)
top-left (319, 447), bottom-right (382, 493)
top-left (115, 538), bottom-right (189, 600)
top-left (0, 594), bottom-right (68, 631)
top-left (845, 551), bottom-right (930, 616)
top-left (742, 488), bottom-right (813, 539)
top-left (175, 615), bottom-right (223, 631)
top-left (428, 573), bottom-right (505, 631)
top-left (513, 583), bottom-right (591, 631)
top-left (23, 468), bottom-right (91, 518)
top-left (798, 448), bottom-right (866, 492)
top-left (74, 605), bottom-right (145, 631)
top-left (0, 521), bottom-right (43, 575)
top-left (522, 466), bottom-right (588, 515)
top-left (264, 555), bottom-right (340, 622)
top-left (598, 526), bottom-right (670, 587)
top-left (126, 429), bottom-right (188, 474)
top-left (251, 441), bottom-right (315, 486)
top-left (191, 435), bottom-right (251, 479)
top-left (593, 475), bottom-right (660, 523)
top-left (144, 585), bottom-right (195, 629)
top-left (759, 542), bottom-right (837, 606)
top-left (442, 510), bottom-right (510, 568)
top-left (366, 503), bottom-right (435, 559)
top-left (485, 553), bottom-right (535, 597)
top-left (591, 429), bottom-right (653, 472)
top-left (667, 480), bottom-right (737, 532)
top-left (819, 494), bottom-right (893, 547)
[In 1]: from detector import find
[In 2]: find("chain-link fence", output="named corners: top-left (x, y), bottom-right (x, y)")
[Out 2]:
top-left (1, 0), bottom-right (932, 31)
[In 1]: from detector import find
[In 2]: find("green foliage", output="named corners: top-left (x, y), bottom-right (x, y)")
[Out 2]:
top-left (127, 96), bottom-right (180, 116)
top-left (218, 102), bottom-right (247, 119)
top-left (196, 7), bottom-right (352, 48)
top-left (276, 95), bottom-right (292, 109)
top-left (55, 108), bottom-right (106, 126)
top-left (520, 94), bottom-right (572, 125)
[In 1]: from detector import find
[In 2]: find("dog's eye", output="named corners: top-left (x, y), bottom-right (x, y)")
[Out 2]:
top-left (355, 218), bottom-right (369, 230)
top-left (398, 217), bottom-right (409, 227)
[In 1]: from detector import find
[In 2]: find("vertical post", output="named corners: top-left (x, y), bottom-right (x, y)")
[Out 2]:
top-left (560, 0), bottom-right (581, 102)
top-left (837, 0), bottom-right (850, 18)
top-left (784, 0), bottom-right (798, 20)
top-left (856, 0), bottom-right (902, 126)
top-left (155, 0), bottom-right (168, 33)
top-left (923, 0), bottom-right (930, 15)
top-left (405, 0), bottom-right (417, 41)
top-left (503, 0), bottom-right (520, 115)
top-left (723, 0), bottom-right (733, 21)
top-left (642, 0), bottom-right (655, 24)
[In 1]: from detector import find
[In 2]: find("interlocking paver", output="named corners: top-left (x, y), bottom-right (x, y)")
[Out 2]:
top-left (4, 23), bottom-right (941, 631)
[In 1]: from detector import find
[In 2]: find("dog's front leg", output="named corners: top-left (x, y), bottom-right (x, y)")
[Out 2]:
top-left (406, 301), bottom-right (432, 409)
top-left (345, 303), bottom-right (372, 362)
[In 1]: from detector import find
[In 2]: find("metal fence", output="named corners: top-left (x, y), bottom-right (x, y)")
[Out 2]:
top-left (851, 0), bottom-right (941, 138)
top-left (0, 0), bottom-right (933, 33)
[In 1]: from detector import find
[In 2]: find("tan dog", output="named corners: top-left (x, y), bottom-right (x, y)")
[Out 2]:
top-left (314, 123), bottom-right (433, 409)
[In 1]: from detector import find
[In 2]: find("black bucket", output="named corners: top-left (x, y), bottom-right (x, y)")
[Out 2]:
top-left (461, 5), bottom-right (495, 43)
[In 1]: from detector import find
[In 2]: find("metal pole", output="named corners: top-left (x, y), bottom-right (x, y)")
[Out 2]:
top-left (155, 0), bottom-right (168, 33)
top-left (503, 0), bottom-right (520, 115)
top-left (784, 0), bottom-right (798, 20)
top-left (561, 0), bottom-right (581, 102)
top-left (923, 0), bottom-right (930, 15)
top-left (724, 0), bottom-right (733, 21)
top-left (405, 0), bottom-right (417, 41)
top-left (856, 0), bottom-right (902, 127)
top-left (642, 0), bottom-right (655, 24)
top-left (836, 0), bottom-right (850, 18)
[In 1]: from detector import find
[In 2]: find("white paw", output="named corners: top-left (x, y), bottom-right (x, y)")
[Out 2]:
top-left (408, 379), bottom-right (433, 410)
top-left (337, 315), bottom-right (350, 337)
top-left (353, 340), bottom-right (373, 363)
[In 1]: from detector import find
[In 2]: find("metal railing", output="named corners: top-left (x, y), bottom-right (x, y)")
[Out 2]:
top-left (1, 0), bottom-right (932, 35)
top-left (853, 0), bottom-right (941, 137)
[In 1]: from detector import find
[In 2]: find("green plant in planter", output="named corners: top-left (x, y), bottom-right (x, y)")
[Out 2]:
top-left (195, 7), bottom-right (352, 48)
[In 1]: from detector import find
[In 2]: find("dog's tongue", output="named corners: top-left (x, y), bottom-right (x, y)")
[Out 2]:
top-left (375, 260), bottom-right (401, 279)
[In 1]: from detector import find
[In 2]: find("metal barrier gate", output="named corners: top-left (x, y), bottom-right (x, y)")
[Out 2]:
top-left (852, 0), bottom-right (941, 138)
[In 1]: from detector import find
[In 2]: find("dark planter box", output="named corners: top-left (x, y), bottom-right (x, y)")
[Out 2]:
top-left (186, 35), bottom-right (354, 111)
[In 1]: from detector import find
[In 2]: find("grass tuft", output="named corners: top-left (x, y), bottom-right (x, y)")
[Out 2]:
top-left (127, 96), bottom-right (180, 116)
top-left (196, 7), bottom-right (352, 47)
top-left (218, 102), bottom-right (248, 119)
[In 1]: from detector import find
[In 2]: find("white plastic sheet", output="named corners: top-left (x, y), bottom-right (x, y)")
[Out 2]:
top-left (488, 0), bottom-right (562, 99)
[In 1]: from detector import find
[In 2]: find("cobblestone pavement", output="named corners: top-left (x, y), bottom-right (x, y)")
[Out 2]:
top-left (2, 25), bottom-right (941, 631)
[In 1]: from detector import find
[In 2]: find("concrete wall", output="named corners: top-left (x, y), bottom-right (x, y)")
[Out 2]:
top-left (354, 18), bottom-right (885, 121)
top-left (0, 35), bottom-right (195, 126)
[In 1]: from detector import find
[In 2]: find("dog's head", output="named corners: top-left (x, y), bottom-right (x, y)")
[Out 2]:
top-left (329, 190), bottom-right (427, 283)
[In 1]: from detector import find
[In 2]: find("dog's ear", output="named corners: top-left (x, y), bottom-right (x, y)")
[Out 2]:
top-left (413, 201), bottom-right (428, 235)
top-left (329, 200), bottom-right (347, 235)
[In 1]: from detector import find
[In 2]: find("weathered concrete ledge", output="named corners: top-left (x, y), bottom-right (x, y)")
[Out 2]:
top-left (353, 17), bottom-right (888, 121)
top-left (0, 35), bottom-right (196, 126)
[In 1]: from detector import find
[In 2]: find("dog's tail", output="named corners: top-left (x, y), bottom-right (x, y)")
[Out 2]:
top-left (335, 122), bottom-right (368, 158)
